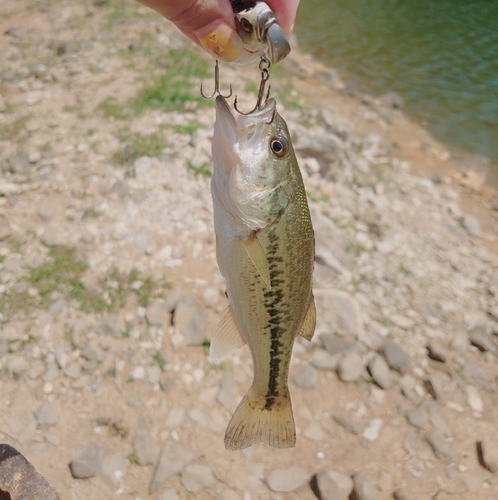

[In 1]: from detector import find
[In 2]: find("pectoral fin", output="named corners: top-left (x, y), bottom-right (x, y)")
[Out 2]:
top-left (210, 306), bottom-right (246, 362)
top-left (298, 295), bottom-right (316, 341)
top-left (241, 234), bottom-right (271, 289)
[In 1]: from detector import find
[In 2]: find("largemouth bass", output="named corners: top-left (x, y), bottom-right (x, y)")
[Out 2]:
top-left (210, 95), bottom-right (316, 450)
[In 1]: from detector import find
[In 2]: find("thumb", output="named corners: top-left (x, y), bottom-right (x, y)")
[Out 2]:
top-left (137, 0), bottom-right (242, 62)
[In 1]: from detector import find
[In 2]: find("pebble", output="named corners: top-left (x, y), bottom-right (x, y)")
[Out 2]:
top-left (36, 401), bottom-right (58, 430)
top-left (188, 408), bottom-right (207, 428)
top-left (310, 349), bottom-right (339, 370)
top-left (406, 404), bottom-right (429, 430)
top-left (130, 365), bottom-right (146, 380)
top-left (381, 341), bottom-right (412, 373)
top-left (181, 464), bottom-right (217, 492)
top-left (159, 489), bottom-right (178, 500)
top-left (291, 363), bottom-right (318, 389)
top-left (100, 451), bottom-right (127, 491)
top-left (337, 351), bottom-right (363, 382)
top-left (424, 428), bottom-right (457, 462)
top-left (399, 374), bottom-right (419, 401)
top-left (149, 443), bottom-right (194, 493)
top-left (333, 414), bottom-right (360, 435)
top-left (367, 354), bottom-right (391, 389)
top-left (132, 425), bottom-right (161, 466)
top-left (173, 294), bottom-right (208, 346)
top-left (362, 418), bottom-right (384, 441)
top-left (146, 299), bottom-right (167, 326)
top-left (465, 385), bottom-right (484, 414)
top-left (450, 330), bottom-right (469, 352)
top-left (266, 466), bottom-right (308, 492)
top-left (479, 439), bottom-right (498, 473)
top-left (314, 289), bottom-right (362, 336)
top-left (304, 421), bottom-right (325, 441)
top-left (147, 366), bottom-right (162, 385)
top-left (314, 468), bottom-right (353, 500)
top-left (426, 341), bottom-right (447, 362)
top-left (469, 327), bottom-right (496, 353)
top-left (351, 470), bottom-right (381, 500)
top-left (461, 214), bottom-right (481, 237)
top-left (69, 444), bottom-right (104, 479)
top-left (403, 430), bottom-right (435, 460)
top-left (319, 333), bottom-right (352, 356)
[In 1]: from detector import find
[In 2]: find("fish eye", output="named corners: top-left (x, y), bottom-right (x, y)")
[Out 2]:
top-left (270, 136), bottom-right (288, 158)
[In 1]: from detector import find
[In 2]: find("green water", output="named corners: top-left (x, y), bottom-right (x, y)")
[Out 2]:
top-left (296, 0), bottom-right (498, 180)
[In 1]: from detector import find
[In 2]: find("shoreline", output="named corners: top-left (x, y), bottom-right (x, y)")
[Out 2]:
top-left (278, 46), bottom-right (498, 255)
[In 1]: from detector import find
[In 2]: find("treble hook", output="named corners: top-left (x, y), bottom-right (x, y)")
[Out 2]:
top-left (234, 56), bottom-right (272, 115)
top-left (200, 60), bottom-right (232, 99)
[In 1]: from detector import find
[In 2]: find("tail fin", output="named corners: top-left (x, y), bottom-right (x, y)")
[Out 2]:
top-left (224, 388), bottom-right (296, 451)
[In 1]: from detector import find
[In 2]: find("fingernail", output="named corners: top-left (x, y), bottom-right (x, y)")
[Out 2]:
top-left (195, 20), bottom-right (241, 63)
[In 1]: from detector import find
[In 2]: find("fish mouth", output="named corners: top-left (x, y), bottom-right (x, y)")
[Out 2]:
top-left (215, 95), bottom-right (276, 141)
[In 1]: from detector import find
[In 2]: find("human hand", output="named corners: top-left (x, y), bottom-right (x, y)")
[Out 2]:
top-left (136, 0), bottom-right (300, 62)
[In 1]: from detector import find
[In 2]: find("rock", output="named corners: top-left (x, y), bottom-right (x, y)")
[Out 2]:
top-left (403, 430), bottom-right (435, 461)
top-left (100, 451), bottom-right (127, 491)
top-left (333, 414), bottom-right (360, 435)
top-left (378, 91), bottom-right (404, 109)
top-left (100, 313), bottom-right (121, 336)
top-left (465, 386), bottom-right (484, 414)
top-left (133, 424), bottom-right (161, 466)
top-left (181, 464), bottom-right (217, 492)
top-left (469, 326), bottom-right (496, 352)
top-left (381, 341), bottom-right (412, 373)
top-left (450, 330), bottom-right (469, 352)
top-left (399, 374), bottom-right (419, 401)
top-left (362, 419), bottom-right (384, 441)
top-left (461, 215), bottom-right (481, 237)
top-left (266, 465), bottom-right (308, 492)
top-left (304, 421), bottom-right (325, 441)
top-left (425, 373), bottom-right (448, 401)
top-left (310, 349), bottom-right (339, 370)
top-left (64, 362), bottom-right (81, 380)
top-left (367, 354), bottom-right (391, 389)
top-left (292, 363), bottom-right (318, 389)
top-left (146, 299), bottom-right (167, 326)
top-left (478, 439), bottom-right (498, 473)
top-left (80, 340), bottom-right (105, 362)
top-left (36, 401), bottom-right (58, 430)
top-left (351, 470), bottom-right (381, 500)
top-left (406, 404), bottom-right (429, 430)
top-left (40, 227), bottom-right (61, 247)
top-left (188, 408), bottom-right (207, 428)
top-left (173, 294), bottom-right (208, 346)
top-left (147, 366), bottom-right (162, 385)
top-left (149, 443), bottom-right (194, 493)
top-left (337, 351), bottom-right (363, 382)
top-left (165, 287), bottom-right (183, 312)
top-left (130, 365), bottom-right (146, 381)
top-left (159, 489), bottom-right (178, 500)
top-left (376, 470), bottom-right (392, 492)
top-left (313, 468), bottom-right (353, 500)
top-left (393, 489), bottom-right (413, 500)
top-left (0, 444), bottom-right (59, 499)
top-left (69, 444), bottom-right (104, 478)
top-left (426, 341), bottom-right (447, 362)
top-left (424, 429), bottom-right (456, 462)
top-left (314, 289), bottom-right (362, 337)
top-left (319, 334), bottom-right (352, 356)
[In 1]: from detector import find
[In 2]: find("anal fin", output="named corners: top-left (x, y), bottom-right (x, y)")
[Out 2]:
top-left (298, 294), bottom-right (316, 341)
top-left (240, 234), bottom-right (271, 289)
top-left (210, 306), bottom-right (246, 362)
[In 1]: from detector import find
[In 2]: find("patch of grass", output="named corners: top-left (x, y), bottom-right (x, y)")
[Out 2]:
top-left (128, 453), bottom-right (140, 464)
top-left (279, 83), bottom-right (303, 111)
top-left (134, 48), bottom-right (210, 113)
top-left (95, 417), bottom-right (129, 438)
top-left (346, 243), bottom-right (367, 258)
top-left (113, 132), bottom-right (163, 164)
top-left (399, 264), bottom-right (412, 277)
top-left (188, 161), bottom-right (212, 178)
top-left (307, 191), bottom-right (328, 203)
top-left (244, 80), bottom-right (259, 95)
top-left (98, 99), bottom-right (130, 120)
top-left (28, 246), bottom-right (88, 308)
top-left (175, 121), bottom-right (205, 135)
top-left (127, 269), bottom-right (169, 307)
top-left (0, 115), bottom-right (29, 141)
top-left (152, 351), bottom-right (166, 371)
top-left (202, 339), bottom-right (211, 356)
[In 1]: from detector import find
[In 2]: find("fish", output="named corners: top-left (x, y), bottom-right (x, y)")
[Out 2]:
top-left (210, 94), bottom-right (316, 451)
